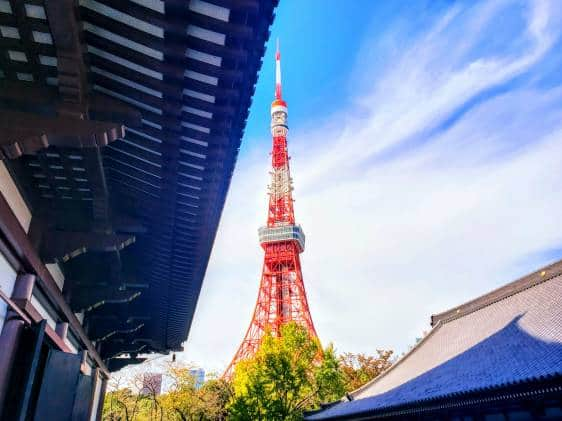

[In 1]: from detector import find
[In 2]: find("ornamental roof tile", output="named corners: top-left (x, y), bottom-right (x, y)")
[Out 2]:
top-left (307, 259), bottom-right (562, 419)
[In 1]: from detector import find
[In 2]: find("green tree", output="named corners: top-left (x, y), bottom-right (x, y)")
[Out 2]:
top-left (102, 366), bottom-right (230, 421)
top-left (339, 349), bottom-right (393, 391)
top-left (228, 322), bottom-right (345, 420)
top-left (101, 334), bottom-right (393, 420)
top-left (160, 366), bottom-right (231, 421)
top-left (103, 387), bottom-right (146, 421)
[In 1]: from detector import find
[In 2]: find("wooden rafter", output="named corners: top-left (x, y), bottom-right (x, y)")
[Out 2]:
top-left (90, 321), bottom-right (145, 343)
top-left (0, 82), bottom-right (142, 127)
top-left (0, 111), bottom-right (124, 159)
top-left (40, 230), bottom-right (135, 263)
top-left (44, 0), bottom-right (88, 114)
top-left (67, 285), bottom-right (141, 313)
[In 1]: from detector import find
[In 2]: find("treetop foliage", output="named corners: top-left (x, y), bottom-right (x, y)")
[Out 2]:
top-left (103, 323), bottom-right (393, 421)
top-left (228, 323), bottom-right (345, 420)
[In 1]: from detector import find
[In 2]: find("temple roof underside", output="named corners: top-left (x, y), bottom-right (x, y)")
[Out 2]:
top-left (0, 0), bottom-right (277, 370)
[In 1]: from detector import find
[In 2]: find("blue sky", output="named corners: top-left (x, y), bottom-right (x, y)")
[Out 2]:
top-left (175, 0), bottom-right (562, 374)
top-left (243, 0), bottom-right (383, 143)
top-left (243, 1), bottom-right (455, 146)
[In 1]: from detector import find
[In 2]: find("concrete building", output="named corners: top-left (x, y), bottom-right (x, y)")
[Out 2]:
top-left (189, 367), bottom-right (205, 389)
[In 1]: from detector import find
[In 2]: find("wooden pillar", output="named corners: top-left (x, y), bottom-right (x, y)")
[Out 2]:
top-left (55, 321), bottom-right (69, 342)
top-left (0, 273), bottom-right (35, 417)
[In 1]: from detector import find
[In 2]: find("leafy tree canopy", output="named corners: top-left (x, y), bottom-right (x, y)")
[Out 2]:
top-left (228, 322), bottom-right (346, 420)
top-left (102, 324), bottom-right (393, 421)
top-left (339, 349), bottom-right (393, 391)
top-left (159, 367), bottom-right (231, 420)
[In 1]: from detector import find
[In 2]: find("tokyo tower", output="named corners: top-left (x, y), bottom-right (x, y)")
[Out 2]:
top-left (225, 41), bottom-right (317, 376)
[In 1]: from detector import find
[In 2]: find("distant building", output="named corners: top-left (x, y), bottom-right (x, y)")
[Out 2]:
top-left (307, 260), bottom-right (562, 420)
top-left (159, 367), bottom-right (205, 394)
top-left (189, 368), bottom-right (205, 389)
top-left (140, 373), bottom-right (162, 396)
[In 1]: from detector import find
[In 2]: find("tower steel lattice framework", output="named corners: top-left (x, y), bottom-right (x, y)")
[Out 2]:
top-left (225, 42), bottom-right (317, 377)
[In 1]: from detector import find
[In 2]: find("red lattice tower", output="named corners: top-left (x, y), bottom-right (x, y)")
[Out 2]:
top-left (224, 42), bottom-right (317, 377)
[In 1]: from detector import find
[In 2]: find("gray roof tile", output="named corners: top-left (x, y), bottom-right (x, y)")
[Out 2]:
top-left (307, 262), bottom-right (562, 419)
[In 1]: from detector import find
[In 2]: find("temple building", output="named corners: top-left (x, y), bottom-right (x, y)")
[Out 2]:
top-left (307, 260), bottom-right (562, 420)
top-left (0, 0), bottom-right (277, 419)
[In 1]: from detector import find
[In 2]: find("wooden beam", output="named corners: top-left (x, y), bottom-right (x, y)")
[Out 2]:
top-left (101, 341), bottom-right (149, 361)
top-left (44, 0), bottom-right (88, 112)
top-left (193, 0), bottom-right (261, 11)
top-left (89, 94), bottom-right (142, 127)
top-left (90, 322), bottom-right (145, 342)
top-left (28, 207), bottom-right (147, 235)
top-left (0, 82), bottom-right (58, 105)
top-left (0, 111), bottom-right (125, 159)
top-left (0, 189), bottom-right (109, 375)
top-left (0, 81), bottom-right (142, 127)
top-left (67, 285), bottom-right (141, 313)
top-left (106, 357), bottom-right (146, 372)
top-left (185, 10), bottom-right (253, 39)
top-left (40, 230), bottom-right (135, 263)
top-left (0, 285), bottom-right (32, 325)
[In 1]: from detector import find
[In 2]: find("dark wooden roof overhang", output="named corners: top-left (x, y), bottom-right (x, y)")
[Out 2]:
top-left (0, 0), bottom-right (277, 369)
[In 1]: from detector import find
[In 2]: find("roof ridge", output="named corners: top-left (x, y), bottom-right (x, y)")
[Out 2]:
top-left (348, 257), bottom-right (562, 402)
top-left (431, 258), bottom-right (562, 327)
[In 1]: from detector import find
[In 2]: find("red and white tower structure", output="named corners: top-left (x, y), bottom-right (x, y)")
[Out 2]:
top-left (225, 41), bottom-right (317, 376)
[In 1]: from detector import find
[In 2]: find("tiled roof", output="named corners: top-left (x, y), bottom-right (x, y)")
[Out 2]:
top-left (307, 260), bottom-right (562, 419)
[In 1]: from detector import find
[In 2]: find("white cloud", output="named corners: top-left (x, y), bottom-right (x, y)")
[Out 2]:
top-left (182, 0), bottom-right (562, 372)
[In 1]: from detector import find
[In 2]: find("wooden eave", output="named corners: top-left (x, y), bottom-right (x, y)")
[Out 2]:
top-left (0, 0), bottom-right (278, 364)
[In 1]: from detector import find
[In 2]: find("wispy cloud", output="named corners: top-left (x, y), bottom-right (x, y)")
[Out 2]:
top-left (183, 0), bottom-right (562, 371)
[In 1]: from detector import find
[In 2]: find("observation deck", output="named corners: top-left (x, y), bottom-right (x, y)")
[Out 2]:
top-left (258, 224), bottom-right (305, 252)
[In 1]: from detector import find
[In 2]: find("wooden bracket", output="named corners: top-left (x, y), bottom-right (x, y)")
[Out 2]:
top-left (0, 111), bottom-right (125, 159)
top-left (68, 286), bottom-right (141, 313)
top-left (41, 230), bottom-right (135, 263)
top-left (90, 322), bottom-right (145, 343)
